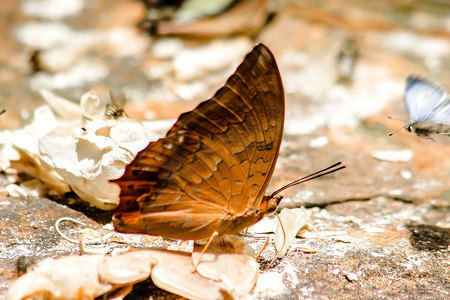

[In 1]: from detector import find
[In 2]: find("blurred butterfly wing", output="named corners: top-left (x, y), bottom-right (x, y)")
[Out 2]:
top-left (427, 97), bottom-right (450, 123)
top-left (413, 98), bottom-right (450, 135)
top-left (405, 75), bottom-right (447, 122)
top-left (405, 75), bottom-right (450, 136)
top-left (110, 90), bottom-right (127, 107)
top-left (112, 44), bottom-right (284, 240)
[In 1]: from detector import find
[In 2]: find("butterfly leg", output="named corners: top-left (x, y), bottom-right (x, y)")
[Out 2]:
top-left (191, 231), bottom-right (219, 273)
top-left (254, 214), bottom-right (287, 267)
top-left (255, 235), bottom-right (270, 259)
top-left (265, 214), bottom-right (286, 269)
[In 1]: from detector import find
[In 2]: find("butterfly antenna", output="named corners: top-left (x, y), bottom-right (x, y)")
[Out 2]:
top-left (388, 126), bottom-right (406, 137)
top-left (387, 116), bottom-right (409, 136)
top-left (387, 116), bottom-right (407, 122)
top-left (271, 162), bottom-right (346, 197)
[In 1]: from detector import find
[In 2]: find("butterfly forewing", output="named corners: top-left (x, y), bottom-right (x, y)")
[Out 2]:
top-left (112, 44), bottom-right (284, 240)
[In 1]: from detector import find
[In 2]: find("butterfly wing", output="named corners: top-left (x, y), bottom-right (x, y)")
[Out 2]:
top-left (413, 100), bottom-right (450, 136)
top-left (426, 97), bottom-right (450, 123)
top-left (112, 44), bottom-right (284, 240)
top-left (405, 75), bottom-right (450, 136)
top-left (405, 75), bottom-right (447, 122)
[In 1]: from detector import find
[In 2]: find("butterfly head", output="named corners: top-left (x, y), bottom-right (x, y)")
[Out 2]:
top-left (259, 195), bottom-right (283, 215)
top-left (402, 121), bottom-right (435, 139)
top-left (406, 123), bottom-right (413, 133)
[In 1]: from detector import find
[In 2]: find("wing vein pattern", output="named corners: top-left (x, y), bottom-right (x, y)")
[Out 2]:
top-left (112, 44), bottom-right (284, 239)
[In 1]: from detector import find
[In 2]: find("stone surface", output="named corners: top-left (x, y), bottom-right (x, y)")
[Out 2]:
top-left (0, 196), bottom-right (105, 292)
top-left (0, 0), bottom-right (449, 299)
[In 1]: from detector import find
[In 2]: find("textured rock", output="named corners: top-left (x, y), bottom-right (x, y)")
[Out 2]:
top-left (0, 0), bottom-right (449, 298)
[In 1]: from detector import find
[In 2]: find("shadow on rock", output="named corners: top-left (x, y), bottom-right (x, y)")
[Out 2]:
top-left (407, 223), bottom-right (450, 251)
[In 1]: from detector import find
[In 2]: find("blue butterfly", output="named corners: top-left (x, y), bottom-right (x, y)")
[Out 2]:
top-left (403, 75), bottom-right (450, 138)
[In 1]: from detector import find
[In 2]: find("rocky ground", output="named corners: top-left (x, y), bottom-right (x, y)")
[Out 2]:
top-left (0, 0), bottom-right (449, 299)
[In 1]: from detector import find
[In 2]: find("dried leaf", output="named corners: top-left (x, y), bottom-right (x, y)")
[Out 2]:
top-left (192, 235), bottom-right (259, 297)
top-left (7, 246), bottom-right (259, 300)
top-left (275, 207), bottom-right (312, 258)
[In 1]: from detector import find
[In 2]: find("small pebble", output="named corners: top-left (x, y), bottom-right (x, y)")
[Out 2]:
top-left (363, 227), bottom-right (385, 234)
top-left (308, 136), bottom-right (329, 148)
top-left (343, 271), bottom-right (358, 282)
top-left (371, 149), bottom-right (413, 162)
top-left (102, 223), bottom-right (114, 230)
top-left (389, 189), bottom-right (403, 196)
top-left (400, 169), bottom-right (413, 180)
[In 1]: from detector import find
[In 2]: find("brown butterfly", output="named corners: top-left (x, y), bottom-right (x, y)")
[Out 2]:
top-left (111, 44), bottom-right (343, 251)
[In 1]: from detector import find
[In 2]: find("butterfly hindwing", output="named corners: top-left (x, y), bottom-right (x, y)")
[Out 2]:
top-left (112, 44), bottom-right (284, 239)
